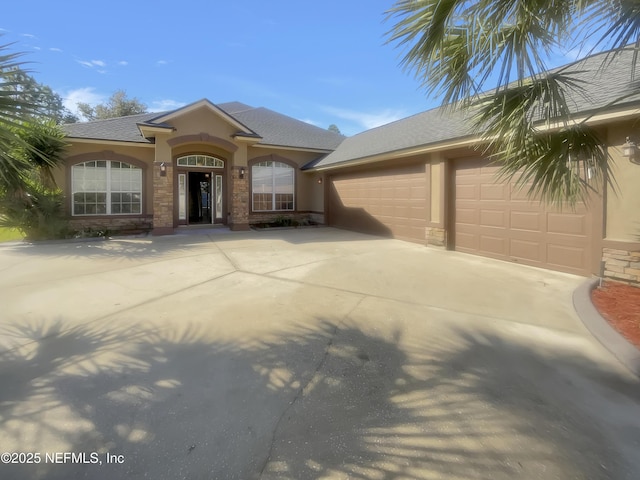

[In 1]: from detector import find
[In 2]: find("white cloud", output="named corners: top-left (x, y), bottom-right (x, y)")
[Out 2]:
top-left (77, 59), bottom-right (107, 70)
top-left (156, 60), bottom-right (168, 66)
top-left (61, 87), bottom-right (106, 119)
top-left (21, 33), bottom-right (36, 38)
top-left (301, 118), bottom-right (320, 126)
top-left (320, 106), bottom-right (407, 130)
top-left (149, 99), bottom-right (187, 112)
top-left (49, 47), bottom-right (63, 53)
top-left (118, 60), bottom-right (128, 66)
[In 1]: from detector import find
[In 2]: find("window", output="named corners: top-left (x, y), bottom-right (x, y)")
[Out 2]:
top-left (72, 161), bottom-right (142, 215)
top-left (252, 161), bottom-right (295, 211)
top-left (177, 155), bottom-right (224, 168)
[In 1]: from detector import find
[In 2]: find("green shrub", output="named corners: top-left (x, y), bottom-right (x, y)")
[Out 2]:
top-left (0, 182), bottom-right (68, 240)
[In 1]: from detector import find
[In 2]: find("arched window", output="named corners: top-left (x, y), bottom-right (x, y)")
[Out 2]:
top-left (71, 160), bottom-right (142, 215)
top-left (252, 161), bottom-right (295, 211)
top-left (177, 155), bottom-right (224, 168)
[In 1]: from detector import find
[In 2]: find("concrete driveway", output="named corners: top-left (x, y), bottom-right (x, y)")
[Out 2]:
top-left (0, 227), bottom-right (639, 480)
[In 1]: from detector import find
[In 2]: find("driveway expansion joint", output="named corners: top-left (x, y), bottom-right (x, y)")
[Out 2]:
top-left (256, 322), bottom-right (340, 479)
top-left (574, 278), bottom-right (640, 378)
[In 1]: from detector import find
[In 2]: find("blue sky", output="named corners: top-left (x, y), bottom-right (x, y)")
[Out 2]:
top-left (3, 1), bottom-right (583, 135)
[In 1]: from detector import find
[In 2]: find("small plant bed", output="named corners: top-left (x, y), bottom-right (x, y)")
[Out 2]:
top-left (591, 281), bottom-right (640, 349)
top-left (251, 216), bottom-right (319, 230)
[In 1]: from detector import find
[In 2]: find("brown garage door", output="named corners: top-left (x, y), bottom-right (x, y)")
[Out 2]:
top-left (328, 164), bottom-right (427, 243)
top-left (454, 159), bottom-right (594, 276)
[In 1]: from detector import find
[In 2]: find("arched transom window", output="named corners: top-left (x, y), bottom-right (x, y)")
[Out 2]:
top-left (252, 161), bottom-right (295, 211)
top-left (71, 160), bottom-right (142, 215)
top-left (177, 155), bottom-right (224, 168)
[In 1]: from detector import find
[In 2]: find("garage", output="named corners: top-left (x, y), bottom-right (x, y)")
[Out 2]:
top-left (453, 159), bottom-right (595, 276)
top-left (328, 163), bottom-right (428, 243)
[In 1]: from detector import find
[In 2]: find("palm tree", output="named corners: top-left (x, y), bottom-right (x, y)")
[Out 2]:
top-left (386, 0), bottom-right (640, 204)
top-left (0, 42), bottom-right (40, 191)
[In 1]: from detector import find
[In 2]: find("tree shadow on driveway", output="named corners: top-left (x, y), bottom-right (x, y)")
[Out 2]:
top-left (0, 317), bottom-right (639, 479)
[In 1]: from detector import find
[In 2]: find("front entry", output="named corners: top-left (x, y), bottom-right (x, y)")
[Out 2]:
top-left (177, 171), bottom-right (225, 225)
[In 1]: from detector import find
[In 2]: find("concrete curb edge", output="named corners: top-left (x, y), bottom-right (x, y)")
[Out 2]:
top-left (573, 278), bottom-right (640, 378)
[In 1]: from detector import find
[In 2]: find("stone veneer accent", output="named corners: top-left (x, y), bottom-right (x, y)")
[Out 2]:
top-left (230, 166), bottom-right (250, 230)
top-left (152, 162), bottom-right (174, 234)
top-left (426, 227), bottom-right (446, 247)
top-left (602, 248), bottom-right (640, 286)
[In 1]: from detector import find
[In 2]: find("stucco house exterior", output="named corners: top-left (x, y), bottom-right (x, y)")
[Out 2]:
top-left (58, 48), bottom-right (640, 285)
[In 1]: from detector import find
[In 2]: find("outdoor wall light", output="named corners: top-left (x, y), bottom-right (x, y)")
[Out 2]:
top-left (622, 137), bottom-right (640, 164)
top-left (160, 162), bottom-right (167, 176)
top-left (240, 167), bottom-right (246, 179)
top-left (317, 177), bottom-right (323, 184)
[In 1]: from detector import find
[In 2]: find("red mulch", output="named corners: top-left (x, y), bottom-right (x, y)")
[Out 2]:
top-left (591, 281), bottom-right (640, 349)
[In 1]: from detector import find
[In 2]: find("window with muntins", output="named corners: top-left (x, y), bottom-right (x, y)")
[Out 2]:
top-left (72, 160), bottom-right (142, 215)
top-left (177, 155), bottom-right (224, 168)
top-left (252, 161), bottom-right (295, 211)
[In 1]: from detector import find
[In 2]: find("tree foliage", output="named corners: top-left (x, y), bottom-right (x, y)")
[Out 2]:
top-left (1, 68), bottom-right (77, 124)
top-left (328, 124), bottom-right (342, 135)
top-left (0, 42), bottom-right (69, 239)
top-left (386, 0), bottom-right (639, 204)
top-left (0, 43), bottom-right (40, 190)
top-left (77, 89), bottom-right (148, 121)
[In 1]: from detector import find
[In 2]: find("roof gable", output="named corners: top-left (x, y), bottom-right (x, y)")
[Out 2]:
top-left (149, 99), bottom-right (257, 136)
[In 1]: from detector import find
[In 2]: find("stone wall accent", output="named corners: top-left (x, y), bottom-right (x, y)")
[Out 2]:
top-left (603, 248), bottom-right (640, 286)
top-left (230, 166), bottom-right (250, 230)
top-left (152, 162), bottom-right (174, 233)
top-left (68, 216), bottom-right (153, 234)
top-left (426, 227), bottom-right (446, 247)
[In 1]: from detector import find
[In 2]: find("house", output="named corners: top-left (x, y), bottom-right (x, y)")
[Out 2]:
top-left (58, 48), bottom-right (640, 285)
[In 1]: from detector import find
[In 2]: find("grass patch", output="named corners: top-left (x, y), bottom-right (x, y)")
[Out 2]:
top-left (0, 227), bottom-right (24, 242)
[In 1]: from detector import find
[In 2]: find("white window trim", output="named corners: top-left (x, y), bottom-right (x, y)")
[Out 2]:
top-left (71, 161), bottom-right (142, 216)
top-left (251, 161), bottom-right (295, 212)
top-left (176, 155), bottom-right (224, 168)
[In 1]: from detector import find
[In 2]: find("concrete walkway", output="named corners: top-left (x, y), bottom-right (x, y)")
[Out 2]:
top-left (0, 228), bottom-right (639, 479)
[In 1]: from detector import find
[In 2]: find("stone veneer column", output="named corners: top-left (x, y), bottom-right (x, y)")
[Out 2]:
top-left (602, 248), bottom-right (640, 286)
top-left (230, 166), bottom-right (250, 230)
top-left (152, 161), bottom-right (174, 235)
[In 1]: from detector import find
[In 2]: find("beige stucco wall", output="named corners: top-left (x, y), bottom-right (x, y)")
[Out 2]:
top-left (167, 107), bottom-right (238, 141)
top-left (606, 122), bottom-right (640, 242)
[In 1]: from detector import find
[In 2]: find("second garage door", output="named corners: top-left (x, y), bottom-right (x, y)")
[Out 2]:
top-left (328, 163), bottom-right (427, 243)
top-left (454, 159), bottom-right (595, 276)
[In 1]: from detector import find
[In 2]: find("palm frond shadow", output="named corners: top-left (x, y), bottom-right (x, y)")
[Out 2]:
top-left (0, 317), bottom-right (637, 479)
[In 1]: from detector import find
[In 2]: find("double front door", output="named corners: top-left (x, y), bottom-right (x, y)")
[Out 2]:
top-left (177, 171), bottom-right (224, 225)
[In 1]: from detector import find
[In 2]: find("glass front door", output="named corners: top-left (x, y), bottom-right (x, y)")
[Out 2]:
top-left (178, 171), bottom-right (224, 225)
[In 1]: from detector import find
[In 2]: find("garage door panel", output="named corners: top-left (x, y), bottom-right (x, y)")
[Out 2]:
top-left (456, 184), bottom-right (477, 199)
top-left (455, 159), bottom-right (592, 276)
top-left (547, 244), bottom-right (586, 272)
top-left (329, 164), bottom-right (427, 244)
top-left (455, 231), bottom-right (478, 251)
top-left (510, 239), bottom-right (542, 263)
top-left (480, 209), bottom-right (507, 228)
top-left (547, 213), bottom-right (587, 236)
top-left (480, 183), bottom-right (508, 200)
top-left (511, 211), bottom-right (541, 231)
top-left (480, 235), bottom-right (507, 255)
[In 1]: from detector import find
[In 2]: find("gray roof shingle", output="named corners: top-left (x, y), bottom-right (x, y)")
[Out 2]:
top-left (63, 101), bottom-right (345, 151)
top-left (310, 47), bottom-right (640, 170)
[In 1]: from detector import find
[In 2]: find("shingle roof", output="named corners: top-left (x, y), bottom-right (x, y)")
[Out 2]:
top-left (232, 107), bottom-right (345, 150)
top-left (63, 112), bottom-right (159, 144)
top-left (310, 47), bottom-right (640, 170)
top-left (63, 101), bottom-right (345, 151)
